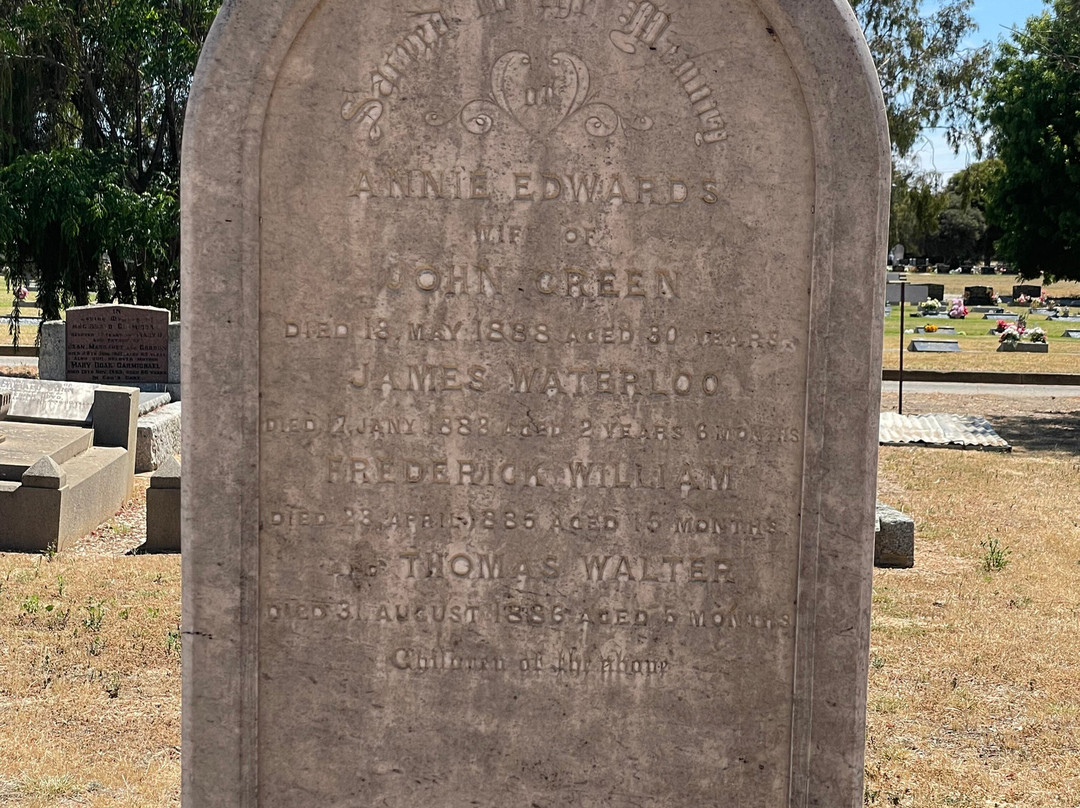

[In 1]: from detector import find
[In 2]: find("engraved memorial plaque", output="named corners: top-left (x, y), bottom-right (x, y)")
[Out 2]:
top-left (182, 1), bottom-right (890, 805)
top-left (65, 305), bottom-right (169, 384)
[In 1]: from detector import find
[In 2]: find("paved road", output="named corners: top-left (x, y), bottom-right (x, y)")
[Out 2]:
top-left (882, 380), bottom-right (1080, 398)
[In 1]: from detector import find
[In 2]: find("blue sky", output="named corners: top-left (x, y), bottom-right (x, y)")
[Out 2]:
top-left (909, 0), bottom-right (1048, 178)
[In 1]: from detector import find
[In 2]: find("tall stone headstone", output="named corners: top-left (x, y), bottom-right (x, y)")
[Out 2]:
top-left (182, 2), bottom-right (889, 806)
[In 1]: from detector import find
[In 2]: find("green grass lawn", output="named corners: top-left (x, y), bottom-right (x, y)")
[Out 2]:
top-left (883, 301), bottom-right (1080, 373)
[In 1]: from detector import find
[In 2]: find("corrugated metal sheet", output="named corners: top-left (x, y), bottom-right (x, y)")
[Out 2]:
top-left (879, 413), bottom-right (1012, 452)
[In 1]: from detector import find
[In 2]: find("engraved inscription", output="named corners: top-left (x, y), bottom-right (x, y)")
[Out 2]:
top-left (256, 0), bottom-right (821, 800)
top-left (611, 2), bottom-right (728, 145)
top-left (341, 12), bottom-right (450, 144)
top-left (65, 306), bottom-right (169, 384)
top-left (349, 166), bottom-right (719, 205)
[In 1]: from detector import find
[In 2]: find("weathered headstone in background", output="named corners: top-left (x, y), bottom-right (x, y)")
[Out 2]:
top-left (1013, 285), bottom-right (1041, 300)
top-left (65, 305), bottom-right (169, 384)
top-left (964, 286), bottom-right (995, 306)
top-left (182, 1), bottom-right (889, 806)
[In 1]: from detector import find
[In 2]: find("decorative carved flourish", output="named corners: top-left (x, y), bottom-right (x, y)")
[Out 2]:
top-left (342, 96), bottom-right (386, 144)
top-left (609, 2), bottom-right (727, 146)
top-left (342, 12), bottom-right (450, 145)
top-left (428, 50), bottom-right (653, 139)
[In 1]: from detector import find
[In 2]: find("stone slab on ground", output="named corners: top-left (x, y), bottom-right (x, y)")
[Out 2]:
top-left (997, 342), bottom-right (1049, 353)
top-left (875, 502), bottom-right (914, 568)
top-left (0, 423), bottom-right (94, 481)
top-left (879, 412), bottom-right (1012, 451)
top-left (909, 339), bottom-right (962, 352)
top-left (1064, 330), bottom-right (1080, 339)
top-left (139, 391), bottom-right (172, 416)
top-left (136, 401), bottom-right (181, 473)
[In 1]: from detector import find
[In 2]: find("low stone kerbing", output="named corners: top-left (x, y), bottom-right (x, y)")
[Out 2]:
top-left (136, 402), bottom-right (182, 473)
top-left (875, 502), bottom-right (915, 568)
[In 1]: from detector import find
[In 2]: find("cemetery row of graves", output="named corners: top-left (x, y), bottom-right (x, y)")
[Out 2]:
top-left (882, 275), bottom-right (1080, 373)
top-left (0, 300), bottom-right (180, 554)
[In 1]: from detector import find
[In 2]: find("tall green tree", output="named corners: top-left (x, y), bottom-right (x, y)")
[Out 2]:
top-left (851, 0), bottom-right (990, 160)
top-left (984, 0), bottom-right (1080, 282)
top-left (0, 0), bottom-right (215, 330)
top-left (943, 159), bottom-right (1003, 263)
top-left (850, 0), bottom-right (991, 264)
top-left (888, 167), bottom-right (946, 255)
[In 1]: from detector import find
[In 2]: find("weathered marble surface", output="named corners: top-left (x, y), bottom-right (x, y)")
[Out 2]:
top-left (181, 1), bottom-right (890, 806)
top-left (0, 378), bottom-right (98, 424)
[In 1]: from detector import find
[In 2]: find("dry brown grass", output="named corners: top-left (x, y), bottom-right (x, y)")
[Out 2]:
top-left (0, 550), bottom-right (181, 807)
top-left (868, 392), bottom-right (1080, 807)
top-left (1, 324), bottom-right (41, 350)
top-left (0, 365), bottom-right (39, 379)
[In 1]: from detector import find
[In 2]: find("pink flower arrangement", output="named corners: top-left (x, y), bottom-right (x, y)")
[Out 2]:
top-left (948, 298), bottom-right (968, 319)
top-left (998, 324), bottom-right (1026, 344)
top-left (14, 285), bottom-right (28, 301)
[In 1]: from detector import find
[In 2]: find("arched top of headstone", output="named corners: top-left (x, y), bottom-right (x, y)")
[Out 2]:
top-left (182, 2), bottom-right (889, 807)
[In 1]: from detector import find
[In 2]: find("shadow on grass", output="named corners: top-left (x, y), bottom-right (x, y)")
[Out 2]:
top-left (986, 411), bottom-right (1080, 454)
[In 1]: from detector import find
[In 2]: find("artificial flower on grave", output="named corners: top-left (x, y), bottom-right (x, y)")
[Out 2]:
top-left (923, 323), bottom-right (938, 333)
top-left (1016, 294), bottom-right (1030, 306)
top-left (918, 298), bottom-right (941, 315)
top-left (1027, 327), bottom-right (1047, 344)
top-left (14, 285), bottom-right (27, 302)
top-left (994, 319), bottom-right (1009, 333)
top-left (998, 324), bottom-right (1025, 344)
